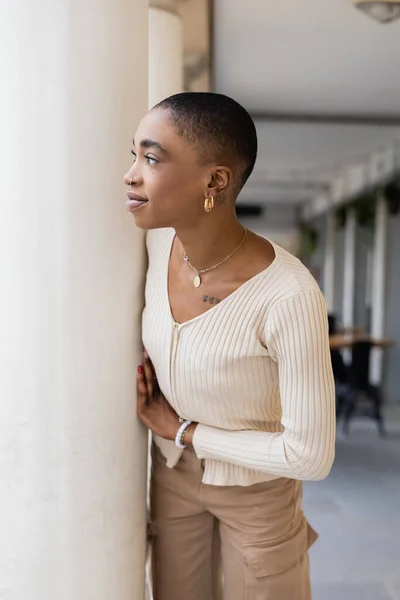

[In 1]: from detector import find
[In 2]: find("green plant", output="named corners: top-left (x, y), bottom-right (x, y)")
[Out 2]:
top-left (384, 180), bottom-right (400, 215)
top-left (333, 191), bottom-right (378, 232)
top-left (352, 191), bottom-right (377, 229)
top-left (335, 206), bottom-right (347, 229)
top-left (299, 223), bottom-right (319, 257)
top-left (327, 177), bottom-right (399, 234)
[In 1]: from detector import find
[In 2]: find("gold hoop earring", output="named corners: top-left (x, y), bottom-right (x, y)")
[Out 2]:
top-left (204, 194), bottom-right (214, 213)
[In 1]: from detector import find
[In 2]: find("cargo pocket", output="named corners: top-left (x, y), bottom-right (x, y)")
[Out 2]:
top-left (242, 518), bottom-right (315, 578)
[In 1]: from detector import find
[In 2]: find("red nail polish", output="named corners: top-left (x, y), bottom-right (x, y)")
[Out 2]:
top-left (138, 365), bottom-right (143, 375)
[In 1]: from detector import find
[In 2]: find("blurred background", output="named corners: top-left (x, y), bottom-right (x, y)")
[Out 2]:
top-left (171, 1), bottom-right (400, 598)
top-left (1, 1), bottom-right (399, 599)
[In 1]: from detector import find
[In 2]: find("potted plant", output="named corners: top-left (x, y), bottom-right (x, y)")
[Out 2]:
top-left (299, 223), bottom-right (319, 257)
top-left (384, 179), bottom-right (400, 215)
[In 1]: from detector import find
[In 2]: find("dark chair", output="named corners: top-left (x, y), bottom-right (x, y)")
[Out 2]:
top-left (343, 340), bottom-right (385, 437)
top-left (328, 313), bottom-right (352, 418)
top-left (331, 350), bottom-right (348, 384)
top-left (331, 349), bottom-right (351, 419)
top-left (328, 314), bottom-right (338, 336)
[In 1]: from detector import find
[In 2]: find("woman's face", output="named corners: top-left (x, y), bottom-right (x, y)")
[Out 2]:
top-left (123, 109), bottom-right (213, 230)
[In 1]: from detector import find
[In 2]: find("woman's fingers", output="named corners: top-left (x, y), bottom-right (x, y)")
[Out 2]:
top-left (137, 367), bottom-right (149, 409)
top-left (143, 351), bottom-right (154, 400)
top-left (139, 349), bottom-right (161, 406)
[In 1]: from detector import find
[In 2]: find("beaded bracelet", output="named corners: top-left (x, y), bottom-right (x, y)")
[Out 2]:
top-left (175, 420), bottom-right (192, 449)
top-left (180, 426), bottom-right (191, 447)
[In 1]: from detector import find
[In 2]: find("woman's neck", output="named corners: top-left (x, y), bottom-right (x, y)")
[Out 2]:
top-left (174, 216), bottom-right (245, 270)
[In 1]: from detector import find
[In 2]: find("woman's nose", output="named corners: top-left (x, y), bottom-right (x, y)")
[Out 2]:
top-left (123, 171), bottom-right (134, 185)
top-left (123, 160), bottom-right (142, 185)
top-left (123, 170), bottom-right (140, 186)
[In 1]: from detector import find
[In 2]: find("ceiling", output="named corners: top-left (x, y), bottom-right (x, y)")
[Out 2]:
top-left (240, 121), bottom-right (400, 207)
top-left (213, 0), bottom-right (400, 215)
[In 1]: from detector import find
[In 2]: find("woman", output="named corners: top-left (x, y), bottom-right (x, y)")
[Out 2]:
top-left (124, 92), bottom-right (335, 600)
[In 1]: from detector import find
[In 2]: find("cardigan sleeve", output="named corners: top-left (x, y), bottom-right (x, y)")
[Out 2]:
top-left (192, 290), bottom-right (336, 481)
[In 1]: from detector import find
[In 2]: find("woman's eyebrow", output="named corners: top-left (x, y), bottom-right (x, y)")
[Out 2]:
top-left (132, 139), bottom-right (167, 154)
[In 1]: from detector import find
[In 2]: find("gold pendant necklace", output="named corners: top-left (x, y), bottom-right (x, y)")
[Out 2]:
top-left (183, 228), bottom-right (248, 288)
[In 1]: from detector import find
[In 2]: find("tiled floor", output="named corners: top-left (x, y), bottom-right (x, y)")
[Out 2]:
top-left (304, 407), bottom-right (400, 600)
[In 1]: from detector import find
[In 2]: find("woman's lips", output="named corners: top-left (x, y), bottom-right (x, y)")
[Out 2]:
top-left (126, 191), bottom-right (148, 210)
top-left (127, 199), bottom-right (147, 209)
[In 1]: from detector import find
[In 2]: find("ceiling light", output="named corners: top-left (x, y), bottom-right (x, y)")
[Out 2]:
top-left (353, 0), bottom-right (400, 23)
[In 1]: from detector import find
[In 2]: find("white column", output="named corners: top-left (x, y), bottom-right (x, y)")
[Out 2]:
top-left (149, 1), bottom-right (183, 108)
top-left (323, 212), bottom-right (336, 313)
top-left (370, 196), bottom-right (389, 385)
top-left (0, 2), bottom-right (148, 599)
top-left (147, 5), bottom-right (183, 597)
top-left (342, 209), bottom-right (357, 329)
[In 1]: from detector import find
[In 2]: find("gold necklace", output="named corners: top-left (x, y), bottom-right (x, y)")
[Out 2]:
top-left (183, 228), bottom-right (248, 288)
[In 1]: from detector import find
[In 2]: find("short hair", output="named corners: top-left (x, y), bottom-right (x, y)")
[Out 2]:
top-left (154, 92), bottom-right (258, 190)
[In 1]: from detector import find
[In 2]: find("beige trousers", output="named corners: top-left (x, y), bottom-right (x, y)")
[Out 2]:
top-left (150, 444), bottom-right (317, 600)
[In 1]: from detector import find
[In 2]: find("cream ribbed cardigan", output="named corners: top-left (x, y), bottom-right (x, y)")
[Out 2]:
top-left (142, 228), bottom-right (335, 486)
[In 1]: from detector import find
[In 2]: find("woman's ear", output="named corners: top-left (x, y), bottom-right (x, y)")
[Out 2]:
top-left (206, 166), bottom-right (232, 196)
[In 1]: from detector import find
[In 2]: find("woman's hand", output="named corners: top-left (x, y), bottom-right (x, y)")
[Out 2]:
top-left (137, 350), bottom-right (181, 442)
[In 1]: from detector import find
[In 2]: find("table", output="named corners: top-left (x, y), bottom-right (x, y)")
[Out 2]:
top-left (329, 334), bottom-right (394, 350)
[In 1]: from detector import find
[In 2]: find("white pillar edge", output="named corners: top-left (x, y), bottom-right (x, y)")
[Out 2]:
top-left (148, 5), bottom-right (183, 108)
top-left (323, 212), bottom-right (336, 314)
top-left (146, 6), bottom-right (184, 598)
top-left (342, 209), bottom-right (357, 328)
top-left (370, 195), bottom-right (389, 385)
top-left (341, 209), bottom-right (357, 364)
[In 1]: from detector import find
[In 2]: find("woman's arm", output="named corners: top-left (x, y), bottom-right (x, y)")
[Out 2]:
top-left (191, 290), bottom-right (336, 481)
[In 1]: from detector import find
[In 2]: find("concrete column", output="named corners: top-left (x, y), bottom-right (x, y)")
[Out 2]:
top-left (0, 1), bottom-right (148, 599)
top-left (342, 209), bottom-right (357, 329)
top-left (323, 212), bottom-right (336, 314)
top-left (149, 0), bottom-right (183, 107)
top-left (370, 196), bottom-right (389, 385)
top-left (147, 7), bottom-right (183, 596)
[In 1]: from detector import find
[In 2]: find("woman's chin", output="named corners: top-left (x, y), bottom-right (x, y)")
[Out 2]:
top-left (129, 208), bottom-right (167, 231)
